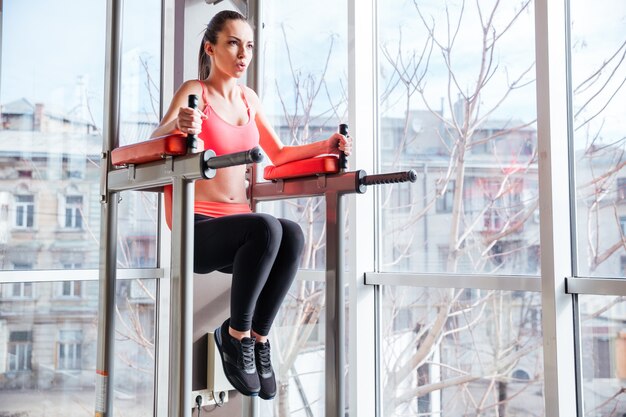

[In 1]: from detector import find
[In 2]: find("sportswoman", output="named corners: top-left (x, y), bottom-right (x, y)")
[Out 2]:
top-left (150, 9), bottom-right (351, 400)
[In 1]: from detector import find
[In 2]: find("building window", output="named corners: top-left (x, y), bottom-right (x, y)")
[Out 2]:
top-left (61, 281), bottom-right (82, 297)
top-left (7, 282), bottom-right (33, 298)
top-left (57, 330), bottom-right (82, 370)
top-left (64, 195), bottom-right (83, 229)
top-left (618, 178), bottom-right (626, 201)
top-left (14, 195), bottom-right (34, 228)
top-left (8, 331), bottom-right (32, 372)
top-left (436, 180), bottom-right (455, 213)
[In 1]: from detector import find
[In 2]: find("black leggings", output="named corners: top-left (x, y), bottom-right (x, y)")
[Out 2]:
top-left (194, 213), bottom-right (304, 336)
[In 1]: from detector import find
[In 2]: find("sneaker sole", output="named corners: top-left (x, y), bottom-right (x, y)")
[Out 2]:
top-left (214, 327), bottom-right (260, 397)
top-left (259, 389), bottom-right (276, 401)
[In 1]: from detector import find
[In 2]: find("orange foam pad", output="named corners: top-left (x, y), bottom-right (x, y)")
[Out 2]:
top-left (263, 155), bottom-right (340, 180)
top-left (111, 134), bottom-right (204, 166)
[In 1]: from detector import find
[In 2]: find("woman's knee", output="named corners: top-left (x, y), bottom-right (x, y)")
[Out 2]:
top-left (278, 218), bottom-right (305, 252)
top-left (247, 213), bottom-right (283, 248)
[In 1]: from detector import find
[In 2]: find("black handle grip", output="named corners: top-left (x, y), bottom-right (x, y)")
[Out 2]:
top-left (360, 169), bottom-right (417, 186)
top-left (203, 146), bottom-right (264, 171)
top-left (338, 123), bottom-right (348, 171)
top-left (187, 94), bottom-right (199, 151)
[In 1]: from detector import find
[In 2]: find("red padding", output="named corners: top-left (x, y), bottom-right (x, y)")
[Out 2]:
top-left (111, 134), bottom-right (204, 166)
top-left (263, 155), bottom-right (340, 180)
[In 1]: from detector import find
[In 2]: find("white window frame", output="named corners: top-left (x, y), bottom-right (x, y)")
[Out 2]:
top-left (14, 194), bottom-right (35, 229)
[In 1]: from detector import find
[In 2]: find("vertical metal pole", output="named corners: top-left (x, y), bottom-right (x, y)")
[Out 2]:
top-left (169, 176), bottom-right (195, 417)
top-left (245, 1), bottom-right (262, 415)
top-left (326, 191), bottom-right (345, 417)
top-left (96, 0), bottom-right (122, 415)
top-left (535, 0), bottom-right (578, 416)
top-left (241, 395), bottom-right (259, 417)
top-left (96, 191), bottom-right (119, 417)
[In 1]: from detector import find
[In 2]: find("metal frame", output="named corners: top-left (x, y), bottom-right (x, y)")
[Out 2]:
top-left (535, 0), bottom-right (578, 415)
top-left (365, 273), bottom-right (542, 292)
top-left (95, 0), bottom-right (123, 415)
top-left (566, 277), bottom-right (626, 296)
top-left (347, 0), bottom-right (377, 416)
top-left (0, 268), bottom-right (163, 283)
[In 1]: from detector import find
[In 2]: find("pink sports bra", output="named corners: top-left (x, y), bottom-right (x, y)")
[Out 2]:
top-left (164, 81), bottom-right (259, 229)
top-left (197, 80), bottom-right (260, 155)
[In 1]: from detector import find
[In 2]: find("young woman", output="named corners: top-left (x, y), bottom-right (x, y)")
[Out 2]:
top-left (151, 10), bottom-right (351, 400)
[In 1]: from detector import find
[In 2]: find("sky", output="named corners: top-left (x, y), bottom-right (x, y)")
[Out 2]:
top-left (1, 0), bottom-right (160, 127)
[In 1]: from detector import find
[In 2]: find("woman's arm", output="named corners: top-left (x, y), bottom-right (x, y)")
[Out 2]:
top-left (150, 80), bottom-right (206, 138)
top-left (247, 87), bottom-right (352, 166)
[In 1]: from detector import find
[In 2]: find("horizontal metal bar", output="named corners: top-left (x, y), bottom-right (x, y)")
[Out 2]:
top-left (108, 152), bottom-right (206, 192)
top-left (365, 272), bottom-right (541, 292)
top-left (566, 277), bottom-right (626, 296)
top-left (295, 269), bottom-right (325, 282)
top-left (0, 268), bottom-right (164, 283)
top-left (252, 171), bottom-right (365, 202)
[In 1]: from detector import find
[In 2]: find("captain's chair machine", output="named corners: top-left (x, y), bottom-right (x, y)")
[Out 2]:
top-left (96, 100), bottom-right (415, 417)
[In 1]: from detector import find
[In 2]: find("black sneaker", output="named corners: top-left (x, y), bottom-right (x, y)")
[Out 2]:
top-left (255, 340), bottom-right (276, 400)
top-left (214, 319), bottom-right (260, 396)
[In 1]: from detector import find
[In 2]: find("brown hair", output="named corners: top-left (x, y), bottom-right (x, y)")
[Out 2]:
top-left (198, 10), bottom-right (249, 80)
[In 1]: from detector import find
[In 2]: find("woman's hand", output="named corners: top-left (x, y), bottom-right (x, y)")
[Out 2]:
top-left (175, 107), bottom-right (207, 135)
top-left (326, 132), bottom-right (353, 156)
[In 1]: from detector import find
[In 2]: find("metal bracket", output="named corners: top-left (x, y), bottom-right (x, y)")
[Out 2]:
top-left (165, 156), bottom-right (174, 175)
top-left (99, 151), bottom-right (109, 203)
top-left (317, 174), bottom-right (327, 190)
top-left (275, 179), bottom-right (284, 194)
top-left (127, 164), bottom-right (136, 182)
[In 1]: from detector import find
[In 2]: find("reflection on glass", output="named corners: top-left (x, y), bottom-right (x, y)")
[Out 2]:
top-left (378, 0), bottom-right (539, 274)
top-left (571, 1), bottom-right (626, 278)
top-left (0, 280), bottom-right (155, 417)
top-left (381, 287), bottom-right (544, 416)
top-left (580, 295), bottom-right (626, 416)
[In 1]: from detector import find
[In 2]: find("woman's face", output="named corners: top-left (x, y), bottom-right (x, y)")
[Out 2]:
top-left (207, 19), bottom-right (254, 78)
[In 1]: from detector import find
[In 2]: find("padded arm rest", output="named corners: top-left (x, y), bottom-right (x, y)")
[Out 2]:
top-left (111, 134), bottom-right (204, 166)
top-left (263, 155), bottom-right (340, 180)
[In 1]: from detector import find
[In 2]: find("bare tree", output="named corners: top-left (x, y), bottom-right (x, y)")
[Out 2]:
top-left (378, 1), bottom-right (543, 415)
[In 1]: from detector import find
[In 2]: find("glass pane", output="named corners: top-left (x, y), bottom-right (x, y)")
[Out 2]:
top-left (119, 0), bottom-right (161, 146)
top-left (258, 1), bottom-right (347, 413)
top-left (378, 0), bottom-right (539, 274)
top-left (571, 0), bottom-right (626, 277)
top-left (0, 280), bottom-right (156, 417)
top-left (580, 295), bottom-right (626, 415)
top-left (258, 0), bottom-right (348, 272)
top-left (115, 0), bottom-right (162, 269)
top-left (381, 287), bottom-right (544, 416)
top-left (0, 0), bottom-right (160, 270)
top-left (0, 1), bottom-right (105, 270)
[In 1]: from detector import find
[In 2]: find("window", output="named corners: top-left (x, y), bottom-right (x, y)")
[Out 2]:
top-left (14, 194), bottom-right (34, 228)
top-left (8, 331), bottom-right (32, 372)
top-left (436, 180), bottom-right (455, 213)
top-left (61, 281), bottom-right (82, 297)
top-left (6, 282), bottom-right (33, 299)
top-left (57, 330), bottom-right (82, 370)
top-left (64, 195), bottom-right (83, 229)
